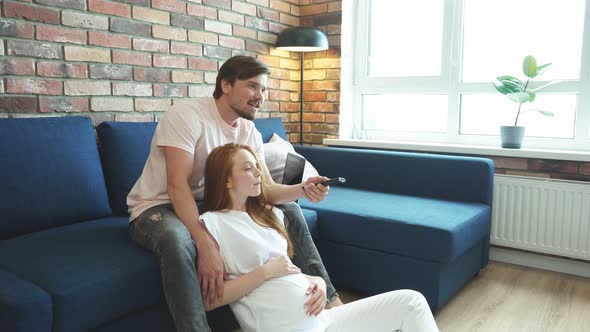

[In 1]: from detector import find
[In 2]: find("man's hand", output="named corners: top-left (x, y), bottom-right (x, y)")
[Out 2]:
top-left (304, 275), bottom-right (328, 316)
top-left (196, 240), bottom-right (225, 307)
top-left (302, 176), bottom-right (330, 203)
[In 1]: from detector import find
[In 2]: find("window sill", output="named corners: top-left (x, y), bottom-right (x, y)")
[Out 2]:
top-left (322, 139), bottom-right (590, 162)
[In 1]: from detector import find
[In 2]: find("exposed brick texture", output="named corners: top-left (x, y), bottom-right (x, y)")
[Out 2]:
top-left (37, 62), bottom-right (88, 78)
top-left (0, 96), bottom-right (38, 112)
top-left (7, 78), bottom-right (62, 95)
top-left (62, 11), bottom-right (109, 30)
top-left (89, 31), bottom-right (132, 49)
top-left (90, 64), bottom-right (133, 80)
top-left (91, 97), bottom-right (134, 112)
top-left (37, 26), bottom-right (87, 44)
top-left (7, 40), bottom-right (62, 59)
top-left (134, 68), bottom-right (171, 83)
top-left (0, 19), bottom-right (34, 39)
top-left (0, 0), bottom-right (343, 147)
top-left (3, 1), bottom-right (60, 24)
top-left (39, 96), bottom-right (89, 113)
top-left (88, 0), bottom-right (131, 18)
top-left (36, 0), bottom-right (86, 11)
top-left (0, 58), bottom-right (35, 76)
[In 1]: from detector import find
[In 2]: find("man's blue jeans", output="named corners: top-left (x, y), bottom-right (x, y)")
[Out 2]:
top-left (129, 202), bottom-right (337, 332)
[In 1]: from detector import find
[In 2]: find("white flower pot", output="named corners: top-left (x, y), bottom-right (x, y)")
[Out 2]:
top-left (500, 126), bottom-right (526, 149)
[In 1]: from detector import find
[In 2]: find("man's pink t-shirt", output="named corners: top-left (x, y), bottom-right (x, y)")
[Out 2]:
top-left (127, 97), bottom-right (265, 221)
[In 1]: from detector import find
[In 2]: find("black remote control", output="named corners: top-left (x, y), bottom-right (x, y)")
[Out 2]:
top-left (320, 177), bottom-right (346, 186)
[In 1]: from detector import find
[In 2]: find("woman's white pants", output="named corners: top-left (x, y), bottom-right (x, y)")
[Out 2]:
top-left (324, 289), bottom-right (439, 332)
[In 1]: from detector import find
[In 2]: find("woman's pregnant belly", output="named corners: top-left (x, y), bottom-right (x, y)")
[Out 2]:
top-left (231, 274), bottom-right (329, 332)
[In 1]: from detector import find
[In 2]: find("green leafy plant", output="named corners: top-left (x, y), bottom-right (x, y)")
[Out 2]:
top-left (493, 55), bottom-right (558, 126)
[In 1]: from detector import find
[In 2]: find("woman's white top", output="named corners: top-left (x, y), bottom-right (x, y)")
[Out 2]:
top-left (200, 208), bottom-right (329, 332)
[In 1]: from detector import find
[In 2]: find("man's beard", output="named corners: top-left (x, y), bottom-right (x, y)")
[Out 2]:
top-left (232, 104), bottom-right (257, 121)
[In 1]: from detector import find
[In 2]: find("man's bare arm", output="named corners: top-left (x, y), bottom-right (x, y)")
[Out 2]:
top-left (258, 159), bottom-right (329, 205)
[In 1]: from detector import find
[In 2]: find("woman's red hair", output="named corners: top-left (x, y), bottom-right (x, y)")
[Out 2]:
top-left (204, 143), bottom-right (293, 257)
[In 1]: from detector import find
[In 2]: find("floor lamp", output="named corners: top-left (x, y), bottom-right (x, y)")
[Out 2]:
top-left (276, 26), bottom-right (329, 145)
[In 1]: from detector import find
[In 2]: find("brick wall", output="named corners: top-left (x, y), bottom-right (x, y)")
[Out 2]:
top-left (491, 156), bottom-right (590, 182)
top-left (294, 0), bottom-right (341, 144)
top-left (0, 0), bottom-right (343, 144)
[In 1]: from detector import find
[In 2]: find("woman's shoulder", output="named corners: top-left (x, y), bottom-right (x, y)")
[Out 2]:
top-left (199, 210), bottom-right (233, 227)
top-left (202, 210), bottom-right (254, 224)
top-left (200, 210), bottom-right (231, 221)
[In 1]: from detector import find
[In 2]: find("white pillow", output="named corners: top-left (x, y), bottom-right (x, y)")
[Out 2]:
top-left (263, 133), bottom-right (320, 184)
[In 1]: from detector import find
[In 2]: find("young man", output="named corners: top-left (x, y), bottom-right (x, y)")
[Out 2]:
top-left (127, 56), bottom-right (342, 332)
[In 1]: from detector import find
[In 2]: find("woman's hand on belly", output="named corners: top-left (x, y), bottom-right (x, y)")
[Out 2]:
top-left (260, 256), bottom-right (300, 280)
top-left (303, 275), bottom-right (328, 316)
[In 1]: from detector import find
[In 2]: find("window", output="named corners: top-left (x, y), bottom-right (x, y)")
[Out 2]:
top-left (344, 0), bottom-right (590, 151)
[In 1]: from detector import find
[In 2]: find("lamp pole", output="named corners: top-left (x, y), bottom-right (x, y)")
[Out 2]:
top-left (299, 52), bottom-right (304, 145)
top-left (275, 26), bottom-right (328, 146)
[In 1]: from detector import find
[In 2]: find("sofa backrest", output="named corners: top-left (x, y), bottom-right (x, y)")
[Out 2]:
top-left (296, 145), bottom-right (494, 205)
top-left (0, 117), bottom-right (112, 239)
top-left (96, 121), bottom-right (158, 216)
top-left (97, 117), bottom-right (286, 216)
top-left (253, 117), bottom-right (288, 142)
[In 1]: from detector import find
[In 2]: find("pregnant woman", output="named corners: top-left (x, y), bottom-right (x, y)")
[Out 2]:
top-left (200, 143), bottom-right (439, 332)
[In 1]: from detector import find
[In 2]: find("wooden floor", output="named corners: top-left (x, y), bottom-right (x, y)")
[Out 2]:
top-left (340, 261), bottom-right (590, 332)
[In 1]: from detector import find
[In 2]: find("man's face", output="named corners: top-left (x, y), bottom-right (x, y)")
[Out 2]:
top-left (222, 74), bottom-right (268, 121)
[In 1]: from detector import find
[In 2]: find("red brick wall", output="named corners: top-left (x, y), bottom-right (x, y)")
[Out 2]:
top-left (491, 156), bottom-right (590, 182)
top-left (297, 0), bottom-right (341, 144)
top-left (0, 0), bottom-right (343, 144)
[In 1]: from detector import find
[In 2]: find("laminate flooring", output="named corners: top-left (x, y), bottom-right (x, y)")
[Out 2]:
top-left (340, 261), bottom-right (590, 332)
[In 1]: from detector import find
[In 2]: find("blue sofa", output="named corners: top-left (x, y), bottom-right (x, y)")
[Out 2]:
top-left (0, 116), bottom-right (493, 331)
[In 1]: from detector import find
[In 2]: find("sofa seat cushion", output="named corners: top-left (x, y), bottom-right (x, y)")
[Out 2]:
top-left (0, 217), bottom-right (162, 332)
top-left (0, 117), bottom-right (112, 239)
top-left (0, 270), bottom-right (52, 332)
top-left (300, 188), bottom-right (491, 263)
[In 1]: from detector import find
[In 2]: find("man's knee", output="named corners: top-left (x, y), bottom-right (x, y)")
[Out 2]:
top-left (159, 226), bottom-right (196, 259)
top-left (280, 202), bottom-right (308, 228)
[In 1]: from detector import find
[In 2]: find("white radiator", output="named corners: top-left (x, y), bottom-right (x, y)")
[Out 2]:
top-left (491, 174), bottom-right (590, 261)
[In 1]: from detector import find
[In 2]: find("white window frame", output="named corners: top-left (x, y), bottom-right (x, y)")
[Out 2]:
top-left (340, 0), bottom-right (590, 152)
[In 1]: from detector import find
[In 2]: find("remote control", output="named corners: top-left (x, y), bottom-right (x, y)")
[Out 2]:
top-left (320, 177), bottom-right (346, 186)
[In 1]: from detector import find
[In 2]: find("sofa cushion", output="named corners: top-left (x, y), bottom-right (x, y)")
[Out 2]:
top-left (0, 117), bottom-right (112, 240)
top-left (253, 117), bottom-right (287, 143)
top-left (97, 121), bottom-right (157, 215)
top-left (0, 270), bottom-right (52, 332)
top-left (300, 188), bottom-right (491, 263)
top-left (0, 217), bottom-right (162, 332)
top-left (296, 145), bottom-right (493, 206)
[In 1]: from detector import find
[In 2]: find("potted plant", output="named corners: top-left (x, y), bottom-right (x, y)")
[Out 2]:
top-left (493, 55), bottom-right (557, 148)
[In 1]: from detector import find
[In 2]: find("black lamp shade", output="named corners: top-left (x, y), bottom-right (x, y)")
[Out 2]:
top-left (275, 26), bottom-right (329, 52)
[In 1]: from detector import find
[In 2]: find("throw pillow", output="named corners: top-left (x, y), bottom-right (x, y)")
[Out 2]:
top-left (263, 133), bottom-right (320, 184)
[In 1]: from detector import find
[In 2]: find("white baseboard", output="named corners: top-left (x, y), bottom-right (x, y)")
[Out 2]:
top-left (490, 246), bottom-right (590, 278)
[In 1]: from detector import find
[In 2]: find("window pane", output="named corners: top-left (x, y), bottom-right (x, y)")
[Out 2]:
top-left (363, 94), bottom-right (448, 133)
top-left (368, 0), bottom-right (444, 77)
top-left (462, 0), bottom-right (585, 82)
top-left (460, 94), bottom-right (577, 138)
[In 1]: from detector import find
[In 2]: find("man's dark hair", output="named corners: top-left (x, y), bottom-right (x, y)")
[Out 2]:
top-left (213, 56), bottom-right (271, 98)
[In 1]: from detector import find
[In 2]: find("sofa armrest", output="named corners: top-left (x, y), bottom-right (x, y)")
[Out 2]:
top-left (295, 146), bottom-right (494, 205)
top-left (0, 270), bottom-right (52, 332)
